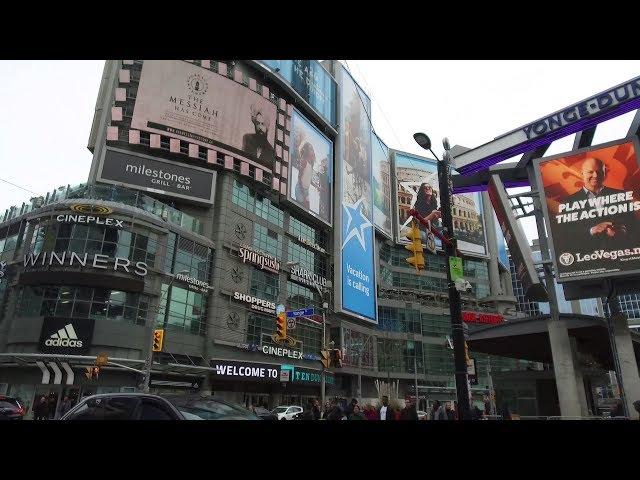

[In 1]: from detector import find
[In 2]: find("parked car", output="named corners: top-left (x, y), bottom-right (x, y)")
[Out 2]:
top-left (0, 396), bottom-right (25, 420)
top-left (252, 406), bottom-right (278, 421)
top-left (417, 410), bottom-right (428, 420)
top-left (272, 405), bottom-right (303, 420)
top-left (60, 393), bottom-right (261, 420)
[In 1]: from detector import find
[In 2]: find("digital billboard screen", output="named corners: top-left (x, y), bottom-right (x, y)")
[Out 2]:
top-left (131, 60), bottom-right (278, 168)
top-left (372, 133), bottom-right (393, 238)
top-left (394, 152), bottom-right (487, 256)
top-left (288, 108), bottom-right (333, 225)
top-left (335, 63), bottom-right (377, 323)
top-left (535, 138), bottom-right (640, 283)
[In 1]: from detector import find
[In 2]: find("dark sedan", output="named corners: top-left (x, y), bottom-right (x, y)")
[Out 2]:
top-left (61, 393), bottom-right (260, 420)
top-left (0, 396), bottom-right (25, 420)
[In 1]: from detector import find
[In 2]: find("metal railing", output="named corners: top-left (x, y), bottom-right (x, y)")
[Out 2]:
top-left (1, 183), bottom-right (204, 235)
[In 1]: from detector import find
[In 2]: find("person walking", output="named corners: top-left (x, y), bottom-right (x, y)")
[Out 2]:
top-left (432, 400), bottom-right (448, 420)
top-left (33, 396), bottom-right (48, 421)
top-left (348, 404), bottom-right (367, 420)
top-left (312, 399), bottom-right (321, 421)
top-left (57, 395), bottom-right (73, 419)
top-left (378, 396), bottom-right (395, 421)
top-left (400, 397), bottom-right (418, 420)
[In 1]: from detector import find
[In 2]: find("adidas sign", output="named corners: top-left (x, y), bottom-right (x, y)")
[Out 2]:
top-left (45, 324), bottom-right (83, 348)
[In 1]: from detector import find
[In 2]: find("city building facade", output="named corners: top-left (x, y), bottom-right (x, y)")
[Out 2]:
top-left (0, 60), bottom-right (520, 416)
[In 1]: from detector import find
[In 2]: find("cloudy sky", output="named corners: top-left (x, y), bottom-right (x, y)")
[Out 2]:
top-left (1, 60), bottom-right (639, 243)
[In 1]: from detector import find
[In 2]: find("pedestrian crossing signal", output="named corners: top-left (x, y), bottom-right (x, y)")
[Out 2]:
top-left (152, 329), bottom-right (164, 352)
top-left (405, 221), bottom-right (425, 271)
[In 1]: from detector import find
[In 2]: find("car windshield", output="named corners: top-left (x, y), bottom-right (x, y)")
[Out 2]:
top-left (167, 397), bottom-right (259, 420)
top-left (273, 407), bottom-right (288, 413)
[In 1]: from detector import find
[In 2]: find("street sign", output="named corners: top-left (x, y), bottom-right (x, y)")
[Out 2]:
top-left (280, 370), bottom-right (290, 382)
top-left (467, 357), bottom-right (478, 386)
top-left (287, 307), bottom-right (314, 318)
top-left (286, 317), bottom-right (296, 330)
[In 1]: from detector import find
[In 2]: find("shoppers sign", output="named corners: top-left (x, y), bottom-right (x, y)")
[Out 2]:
top-left (24, 252), bottom-right (148, 277)
top-left (232, 291), bottom-right (276, 314)
top-left (535, 138), bottom-right (640, 283)
top-left (238, 244), bottom-right (280, 273)
top-left (98, 147), bottom-right (216, 205)
top-left (289, 265), bottom-right (327, 290)
top-left (39, 317), bottom-right (95, 355)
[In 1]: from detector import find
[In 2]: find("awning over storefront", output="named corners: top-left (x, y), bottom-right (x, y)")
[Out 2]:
top-left (0, 352), bottom-right (212, 385)
top-left (468, 314), bottom-right (640, 371)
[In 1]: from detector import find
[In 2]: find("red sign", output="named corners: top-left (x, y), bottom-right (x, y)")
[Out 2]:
top-left (462, 311), bottom-right (504, 325)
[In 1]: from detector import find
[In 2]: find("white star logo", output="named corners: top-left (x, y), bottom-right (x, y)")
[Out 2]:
top-left (342, 198), bottom-right (373, 251)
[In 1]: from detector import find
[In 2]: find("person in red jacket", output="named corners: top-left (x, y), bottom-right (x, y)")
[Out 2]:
top-left (363, 404), bottom-right (378, 420)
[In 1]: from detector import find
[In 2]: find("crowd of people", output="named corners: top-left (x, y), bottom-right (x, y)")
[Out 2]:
top-left (298, 395), bottom-right (490, 421)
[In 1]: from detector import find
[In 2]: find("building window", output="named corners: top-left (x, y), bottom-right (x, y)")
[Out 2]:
top-left (250, 268), bottom-right (279, 302)
top-left (287, 241), bottom-right (327, 278)
top-left (156, 284), bottom-right (207, 336)
top-left (288, 216), bottom-right (328, 251)
top-left (15, 285), bottom-right (150, 326)
top-left (253, 223), bottom-right (281, 258)
top-left (29, 222), bottom-right (158, 268)
top-left (286, 281), bottom-right (319, 311)
top-left (232, 179), bottom-right (284, 229)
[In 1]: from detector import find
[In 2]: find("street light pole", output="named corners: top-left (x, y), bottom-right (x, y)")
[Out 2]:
top-left (414, 133), bottom-right (471, 419)
top-left (141, 269), bottom-right (190, 393)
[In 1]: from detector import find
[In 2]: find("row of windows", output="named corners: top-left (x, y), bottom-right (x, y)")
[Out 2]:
top-left (30, 222), bottom-right (159, 267)
top-left (377, 307), bottom-right (453, 337)
top-left (287, 240), bottom-right (328, 279)
top-left (288, 216), bottom-right (328, 251)
top-left (16, 286), bottom-right (151, 325)
top-left (246, 313), bottom-right (322, 354)
top-left (232, 180), bottom-right (284, 228)
top-left (380, 244), bottom-right (489, 280)
top-left (156, 284), bottom-right (207, 336)
top-left (249, 266), bottom-right (321, 311)
top-left (253, 223), bottom-right (282, 259)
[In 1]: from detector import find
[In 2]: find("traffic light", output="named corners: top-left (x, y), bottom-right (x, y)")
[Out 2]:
top-left (276, 312), bottom-right (287, 340)
top-left (152, 329), bottom-right (164, 352)
top-left (85, 366), bottom-right (100, 380)
top-left (320, 350), bottom-right (330, 369)
top-left (405, 221), bottom-right (425, 271)
top-left (331, 349), bottom-right (343, 368)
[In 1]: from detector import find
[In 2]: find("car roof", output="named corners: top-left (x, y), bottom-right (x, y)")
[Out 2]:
top-left (79, 393), bottom-right (166, 401)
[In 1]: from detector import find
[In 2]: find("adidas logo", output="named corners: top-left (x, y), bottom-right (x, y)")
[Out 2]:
top-left (45, 324), bottom-right (83, 348)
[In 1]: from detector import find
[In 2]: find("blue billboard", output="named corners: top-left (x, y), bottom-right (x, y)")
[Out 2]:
top-left (334, 62), bottom-right (377, 323)
top-left (258, 60), bottom-right (337, 127)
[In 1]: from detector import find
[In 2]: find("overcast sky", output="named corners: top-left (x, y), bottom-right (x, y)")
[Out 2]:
top-left (1, 60), bottom-right (639, 244)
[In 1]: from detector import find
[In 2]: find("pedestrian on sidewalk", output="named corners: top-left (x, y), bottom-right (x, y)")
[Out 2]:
top-left (349, 403), bottom-right (366, 420)
top-left (378, 395), bottom-right (395, 421)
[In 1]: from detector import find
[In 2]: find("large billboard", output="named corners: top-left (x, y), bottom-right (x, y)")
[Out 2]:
top-left (131, 60), bottom-right (278, 168)
top-left (98, 147), bottom-right (216, 205)
top-left (288, 109), bottom-right (333, 225)
top-left (488, 174), bottom-right (547, 301)
top-left (257, 60), bottom-right (337, 127)
top-left (535, 138), bottom-right (640, 283)
top-left (372, 133), bottom-right (393, 238)
top-left (394, 152), bottom-right (487, 256)
top-left (334, 63), bottom-right (377, 323)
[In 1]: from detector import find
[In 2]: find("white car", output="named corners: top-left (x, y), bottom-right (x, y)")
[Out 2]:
top-left (272, 405), bottom-right (303, 420)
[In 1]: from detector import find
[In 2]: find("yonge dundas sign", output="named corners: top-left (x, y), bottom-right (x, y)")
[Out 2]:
top-left (238, 245), bottom-right (280, 274)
